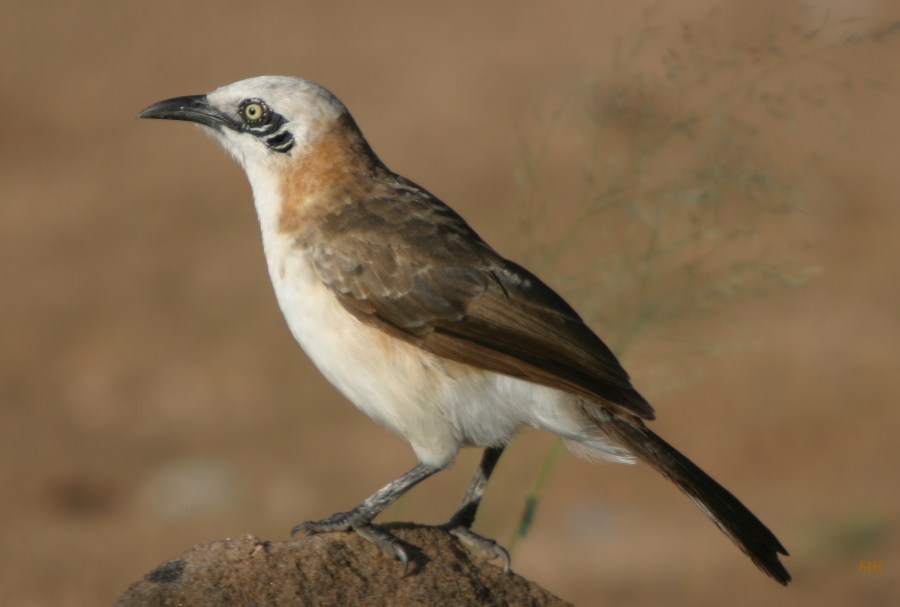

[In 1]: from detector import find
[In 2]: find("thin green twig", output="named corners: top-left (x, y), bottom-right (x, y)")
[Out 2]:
top-left (507, 437), bottom-right (566, 555)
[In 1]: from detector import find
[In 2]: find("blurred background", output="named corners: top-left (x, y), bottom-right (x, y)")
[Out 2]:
top-left (1, 1), bottom-right (898, 605)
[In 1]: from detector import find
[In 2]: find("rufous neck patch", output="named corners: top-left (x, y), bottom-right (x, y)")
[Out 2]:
top-left (277, 115), bottom-right (382, 236)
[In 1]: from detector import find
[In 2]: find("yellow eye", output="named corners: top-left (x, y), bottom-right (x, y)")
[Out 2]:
top-left (243, 102), bottom-right (264, 121)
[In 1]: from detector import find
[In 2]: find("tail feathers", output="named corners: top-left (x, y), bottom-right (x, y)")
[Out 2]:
top-left (601, 417), bottom-right (791, 585)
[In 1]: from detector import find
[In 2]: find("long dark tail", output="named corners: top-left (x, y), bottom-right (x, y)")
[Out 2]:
top-left (600, 417), bottom-right (791, 585)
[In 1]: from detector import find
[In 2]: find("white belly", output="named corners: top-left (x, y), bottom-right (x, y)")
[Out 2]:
top-left (265, 242), bottom-right (508, 464)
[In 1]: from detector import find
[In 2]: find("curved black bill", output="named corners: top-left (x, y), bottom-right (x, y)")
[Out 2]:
top-left (136, 95), bottom-right (233, 129)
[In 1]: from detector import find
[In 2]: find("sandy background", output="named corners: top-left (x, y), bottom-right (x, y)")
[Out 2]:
top-left (1, 1), bottom-right (898, 605)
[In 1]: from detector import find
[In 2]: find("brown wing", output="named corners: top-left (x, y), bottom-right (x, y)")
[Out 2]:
top-left (308, 180), bottom-right (654, 420)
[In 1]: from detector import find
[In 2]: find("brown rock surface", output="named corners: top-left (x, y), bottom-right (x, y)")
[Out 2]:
top-left (112, 525), bottom-right (572, 607)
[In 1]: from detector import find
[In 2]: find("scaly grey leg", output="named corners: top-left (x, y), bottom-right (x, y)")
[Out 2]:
top-left (446, 446), bottom-right (504, 528)
top-left (441, 447), bottom-right (511, 572)
top-left (291, 462), bottom-right (441, 574)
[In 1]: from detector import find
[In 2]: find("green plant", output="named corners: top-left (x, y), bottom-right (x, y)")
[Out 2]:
top-left (505, 4), bottom-right (898, 551)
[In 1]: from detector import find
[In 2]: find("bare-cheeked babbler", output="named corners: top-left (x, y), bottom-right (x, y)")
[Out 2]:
top-left (138, 76), bottom-right (790, 584)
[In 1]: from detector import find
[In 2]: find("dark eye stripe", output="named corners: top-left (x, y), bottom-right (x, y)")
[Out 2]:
top-left (246, 115), bottom-right (283, 135)
top-left (266, 130), bottom-right (294, 152)
top-left (238, 99), bottom-right (294, 154)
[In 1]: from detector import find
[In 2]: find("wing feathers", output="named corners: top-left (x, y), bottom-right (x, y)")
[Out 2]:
top-left (307, 180), bottom-right (654, 419)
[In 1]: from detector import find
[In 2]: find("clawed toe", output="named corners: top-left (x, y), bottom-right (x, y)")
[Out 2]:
top-left (291, 510), bottom-right (365, 536)
top-left (290, 520), bottom-right (326, 536)
top-left (354, 525), bottom-right (412, 576)
top-left (446, 526), bottom-right (511, 573)
top-left (290, 513), bottom-right (413, 575)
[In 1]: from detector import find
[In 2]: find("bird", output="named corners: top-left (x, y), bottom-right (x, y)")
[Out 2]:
top-left (137, 75), bottom-right (790, 584)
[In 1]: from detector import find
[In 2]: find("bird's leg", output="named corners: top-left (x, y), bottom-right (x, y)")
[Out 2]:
top-left (291, 462), bottom-right (441, 574)
top-left (441, 446), bottom-right (511, 572)
top-left (445, 446), bottom-right (504, 528)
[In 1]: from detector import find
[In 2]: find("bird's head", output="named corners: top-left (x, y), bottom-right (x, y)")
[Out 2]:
top-left (137, 76), bottom-right (350, 171)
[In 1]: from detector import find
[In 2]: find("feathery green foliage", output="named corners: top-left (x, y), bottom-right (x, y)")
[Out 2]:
top-left (506, 5), bottom-right (898, 550)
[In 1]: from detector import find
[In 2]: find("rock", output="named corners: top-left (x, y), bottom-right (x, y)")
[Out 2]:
top-left (112, 524), bottom-right (572, 607)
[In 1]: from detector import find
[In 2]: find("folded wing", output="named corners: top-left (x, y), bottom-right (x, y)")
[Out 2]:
top-left (307, 181), bottom-right (653, 420)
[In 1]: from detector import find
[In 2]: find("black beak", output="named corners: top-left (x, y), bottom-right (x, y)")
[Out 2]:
top-left (136, 95), bottom-right (235, 130)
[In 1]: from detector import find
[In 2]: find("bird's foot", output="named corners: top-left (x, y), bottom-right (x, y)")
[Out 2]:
top-left (291, 509), bottom-right (368, 535)
top-left (291, 511), bottom-right (413, 575)
top-left (353, 525), bottom-right (412, 574)
top-left (441, 524), bottom-right (511, 573)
